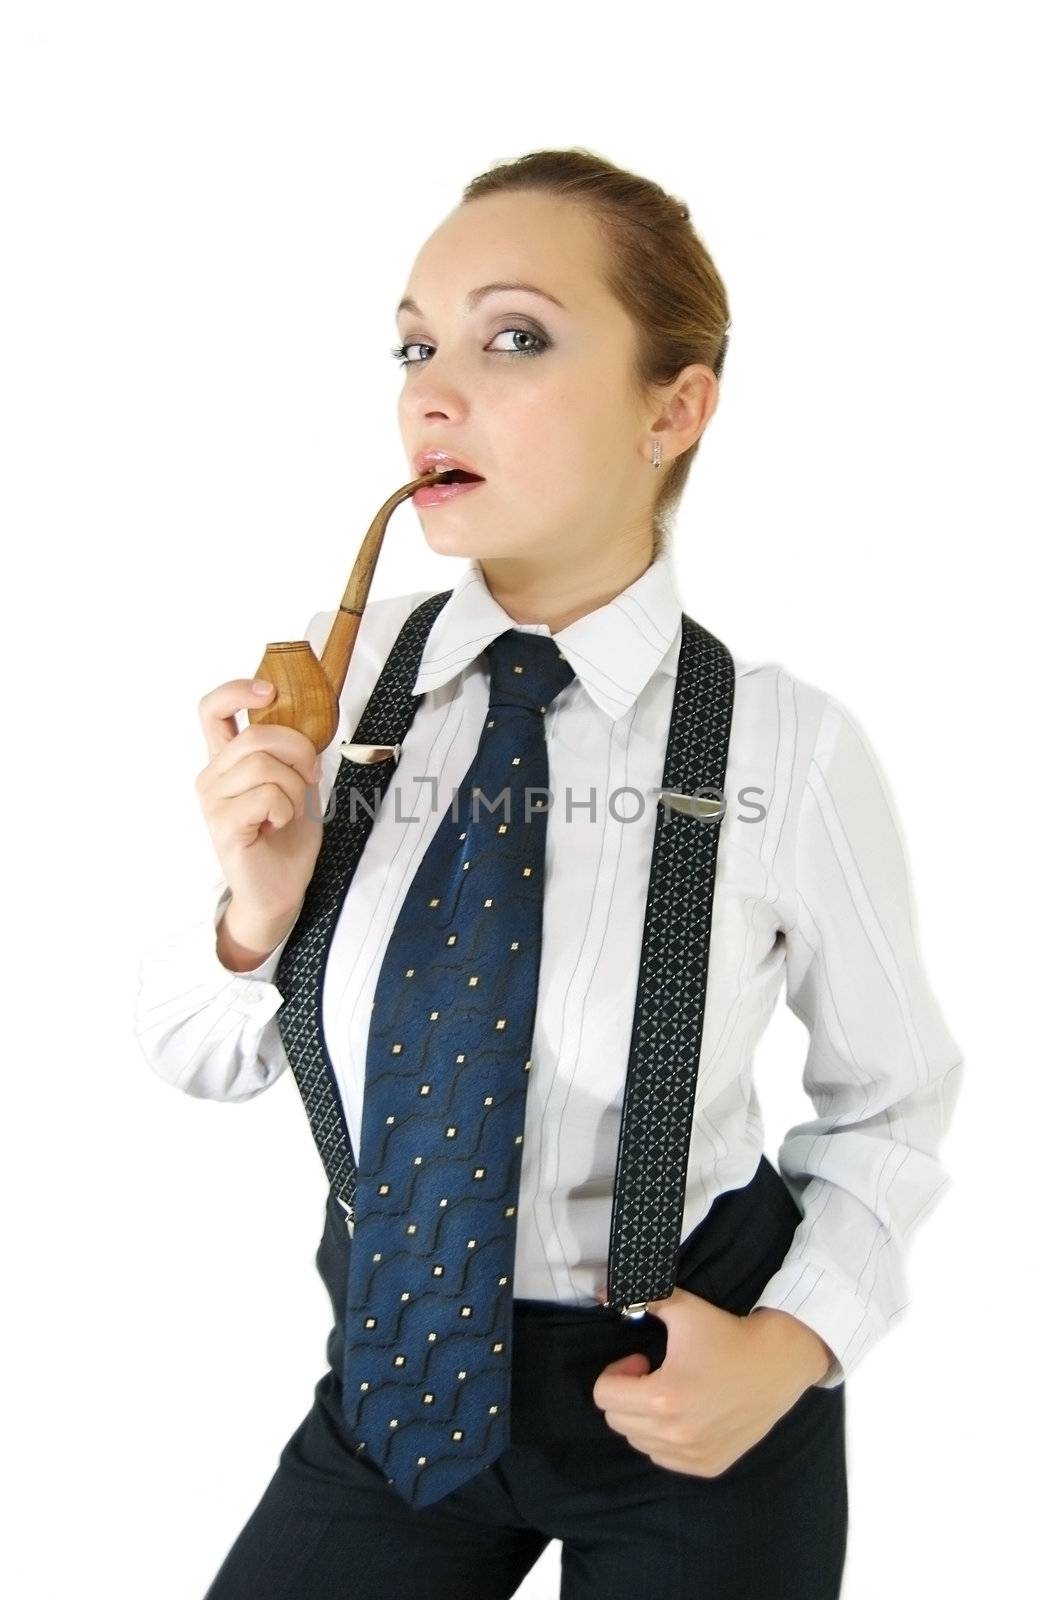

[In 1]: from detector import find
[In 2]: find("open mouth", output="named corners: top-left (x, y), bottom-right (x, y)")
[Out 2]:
top-left (433, 467), bottom-right (485, 485)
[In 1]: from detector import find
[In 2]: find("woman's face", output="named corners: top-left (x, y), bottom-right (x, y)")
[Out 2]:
top-left (395, 191), bottom-right (663, 572)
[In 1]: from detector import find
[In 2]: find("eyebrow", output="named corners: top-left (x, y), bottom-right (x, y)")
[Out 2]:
top-left (396, 282), bottom-right (568, 320)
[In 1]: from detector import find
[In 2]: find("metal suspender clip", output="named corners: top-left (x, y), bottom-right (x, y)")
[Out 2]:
top-left (339, 742), bottom-right (402, 764)
top-left (657, 788), bottom-right (724, 819)
top-left (599, 1294), bottom-right (650, 1319)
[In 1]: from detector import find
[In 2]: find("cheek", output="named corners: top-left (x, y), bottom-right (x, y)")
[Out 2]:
top-left (508, 374), bottom-right (603, 472)
top-left (485, 361), bottom-right (633, 518)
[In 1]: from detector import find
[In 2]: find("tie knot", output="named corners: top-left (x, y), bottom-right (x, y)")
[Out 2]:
top-left (486, 628), bottom-right (576, 714)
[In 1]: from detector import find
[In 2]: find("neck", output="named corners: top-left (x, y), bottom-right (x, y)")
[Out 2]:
top-left (476, 544), bottom-right (658, 635)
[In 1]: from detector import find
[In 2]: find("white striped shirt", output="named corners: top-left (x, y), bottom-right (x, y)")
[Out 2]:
top-left (135, 551), bottom-right (964, 1388)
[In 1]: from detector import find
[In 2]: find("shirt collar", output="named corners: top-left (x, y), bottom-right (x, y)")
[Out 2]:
top-left (411, 550), bottom-right (684, 720)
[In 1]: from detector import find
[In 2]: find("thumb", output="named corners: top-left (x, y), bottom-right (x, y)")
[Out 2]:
top-left (599, 1351), bottom-right (653, 1380)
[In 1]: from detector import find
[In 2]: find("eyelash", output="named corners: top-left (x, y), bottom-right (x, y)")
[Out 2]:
top-left (390, 327), bottom-right (550, 368)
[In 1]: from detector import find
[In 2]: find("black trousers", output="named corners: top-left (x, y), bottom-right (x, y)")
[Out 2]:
top-left (204, 1155), bottom-right (847, 1599)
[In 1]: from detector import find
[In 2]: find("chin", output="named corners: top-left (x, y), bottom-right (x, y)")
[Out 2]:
top-left (421, 524), bottom-right (480, 555)
top-left (420, 524), bottom-right (521, 561)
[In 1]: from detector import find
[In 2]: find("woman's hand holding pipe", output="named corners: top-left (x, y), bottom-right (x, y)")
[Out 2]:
top-left (195, 678), bottom-right (326, 970)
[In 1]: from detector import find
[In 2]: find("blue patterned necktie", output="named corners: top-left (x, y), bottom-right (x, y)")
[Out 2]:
top-left (342, 626), bottom-right (576, 1508)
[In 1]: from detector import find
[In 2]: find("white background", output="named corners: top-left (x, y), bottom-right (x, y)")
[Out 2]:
top-left (3, 2), bottom-right (1058, 1594)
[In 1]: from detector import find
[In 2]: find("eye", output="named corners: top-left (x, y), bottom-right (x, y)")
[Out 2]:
top-left (390, 326), bottom-right (550, 368)
top-left (391, 341), bottom-right (432, 367)
top-left (488, 327), bottom-right (549, 359)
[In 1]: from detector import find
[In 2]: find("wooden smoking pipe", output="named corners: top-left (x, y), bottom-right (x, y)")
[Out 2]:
top-left (246, 466), bottom-right (449, 753)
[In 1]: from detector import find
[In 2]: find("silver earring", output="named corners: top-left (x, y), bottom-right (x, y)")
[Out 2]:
top-left (651, 440), bottom-right (662, 469)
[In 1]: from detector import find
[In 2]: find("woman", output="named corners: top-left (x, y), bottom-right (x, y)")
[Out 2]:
top-left (136, 148), bottom-right (964, 1599)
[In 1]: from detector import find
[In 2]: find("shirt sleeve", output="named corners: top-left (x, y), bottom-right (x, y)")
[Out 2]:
top-left (133, 877), bottom-right (295, 1101)
top-left (750, 688), bottom-right (965, 1388)
top-left (133, 608), bottom-right (326, 1102)
top-left (133, 592), bottom-right (429, 1107)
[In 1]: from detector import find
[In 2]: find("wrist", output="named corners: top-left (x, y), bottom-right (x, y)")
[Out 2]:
top-left (217, 899), bottom-right (299, 973)
top-left (747, 1306), bottom-right (835, 1388)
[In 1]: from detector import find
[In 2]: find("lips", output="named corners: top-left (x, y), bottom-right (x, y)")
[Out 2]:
top-left (414, 450), bottom-right (485, 482)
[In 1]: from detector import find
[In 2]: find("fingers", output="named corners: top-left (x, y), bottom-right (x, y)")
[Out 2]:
top-left (195, 685), bottom-right (322, 840)
top-left (197, 685), bottom-right (320, 780)
top-left (197, 678), bottom-right (278, 761)
top-left (196, 739), bottom-right (318, 837)
top-left (221, 782), bottom-right (301, 847)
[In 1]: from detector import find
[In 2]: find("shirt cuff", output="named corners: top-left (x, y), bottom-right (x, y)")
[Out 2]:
top-left (210, 886), bottom-right (289, 988)
top-left (749, 1258), bottom-right (887, 1389)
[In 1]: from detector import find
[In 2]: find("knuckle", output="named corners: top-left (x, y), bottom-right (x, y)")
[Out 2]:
top-left (248, 750), bottom-right (277, 782)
